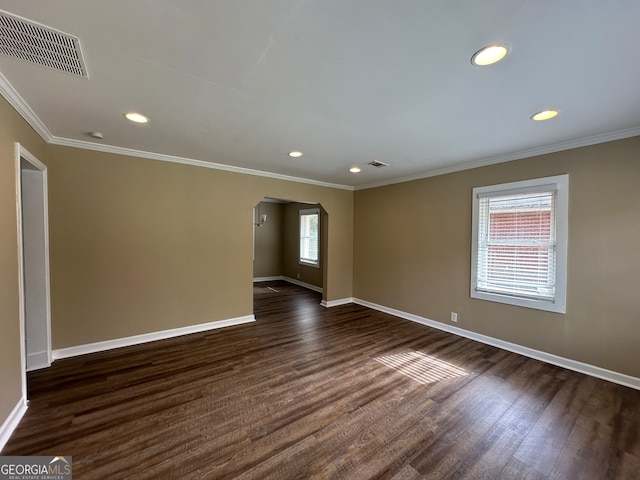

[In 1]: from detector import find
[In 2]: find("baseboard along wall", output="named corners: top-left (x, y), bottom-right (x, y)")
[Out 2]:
top-left (254, 276), bottom-right (323, 294)
top-left (262, 280), bottom-right (640, 391)
top-left (0, 396), bottom-right (27, 453)
top-left (52, 315), bottom-right (255, 361)
top-left (350, 297), bottom-right (640, 391)
top-left (26, 351), bottom-right (50, 372)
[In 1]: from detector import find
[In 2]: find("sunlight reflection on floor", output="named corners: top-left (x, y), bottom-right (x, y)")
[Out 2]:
top-left (374, 350), bottom-right (469, 385)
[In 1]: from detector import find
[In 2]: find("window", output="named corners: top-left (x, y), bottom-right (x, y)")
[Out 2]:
top-left (471, 175), bottom-right (568, 313)
top-left (299, 208), bottom-right (320, 267)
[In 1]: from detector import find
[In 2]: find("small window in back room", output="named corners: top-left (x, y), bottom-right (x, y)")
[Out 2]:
top-left (471, 174), bottom-right (569, 313)
top-left (299, 208), bottom-right (320, 267)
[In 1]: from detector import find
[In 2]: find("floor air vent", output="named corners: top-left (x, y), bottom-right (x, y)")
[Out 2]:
top-left (0, 10), bottom-right (87, 77)
top-left (367, 160), bottom-right (389, 168)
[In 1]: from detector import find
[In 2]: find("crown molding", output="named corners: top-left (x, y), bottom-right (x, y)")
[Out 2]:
top-left (0, 72), bottom-right (53, 142)
top-left (49, 136), bottom-right (354, 191)
top-left (2, 71), bottom-right (638, 193)
top-left (0, 71), bottom-right (353, 191)
top-left (354, 126), bottom-right (640, 190)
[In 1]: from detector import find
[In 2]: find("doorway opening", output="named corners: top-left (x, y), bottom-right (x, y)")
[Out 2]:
top-left (15, 143), bottom-right (52, 402)
top-left (252, 197), bottom-right (328, 313)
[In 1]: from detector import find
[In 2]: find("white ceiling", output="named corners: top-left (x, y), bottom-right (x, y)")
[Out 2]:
top-left (0, 0), bottom-right (639, 189)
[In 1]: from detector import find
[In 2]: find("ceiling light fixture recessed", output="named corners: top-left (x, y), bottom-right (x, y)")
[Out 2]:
top-left (531, 110), bottom-right (559, 121)
top-left (288, 151), bottom-right (303, 158)
top-left (471, 44), bottom-right (509, 66)
top-left (124, 112), bottom-right (149, 123)
top-left (349, 166), bottom-right (361, 173)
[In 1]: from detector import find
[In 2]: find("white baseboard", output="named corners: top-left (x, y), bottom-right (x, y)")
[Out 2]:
top-left (321, 297), bottom-right (354, 308)
top-left (254, 275), bottom-right (324, 294)
top-left (253, 276), bottom-right (284, 282)
top-left (0, 396), bottom-right (27, 453)
top-left (353, 298), bottom-right (640, 391)
top-left (52, 315), bottom-right (256, 360)
top-left (282, 276), bottom-right (323, 293)
top-left (26, 351), bottom-right (51, 372)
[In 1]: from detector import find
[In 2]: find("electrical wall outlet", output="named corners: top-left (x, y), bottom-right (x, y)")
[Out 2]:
top-left (297, 273), bottom-right (300, 279)
top-left (450, 312), bottom-right (458, 323)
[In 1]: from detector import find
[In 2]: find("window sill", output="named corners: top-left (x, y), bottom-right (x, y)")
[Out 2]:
top-left (470, 289), bottom-right (566, 314)
top-left (299, 260), bottom-right (319, 268)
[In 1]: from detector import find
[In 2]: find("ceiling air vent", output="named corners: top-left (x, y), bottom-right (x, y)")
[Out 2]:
top-left (0, 10), bottom-right (88, 77)
top-left (367, 160), bottom-right (389, 168)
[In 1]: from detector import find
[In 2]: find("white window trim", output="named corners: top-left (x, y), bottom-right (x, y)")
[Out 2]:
top-left (470, 174), bottom-right (569, 314)
top-left (299, 208), bottom-right (320, 268)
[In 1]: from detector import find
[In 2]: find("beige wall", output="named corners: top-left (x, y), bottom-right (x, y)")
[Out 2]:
top-left (354, 136), bottom-right (640, 377)
top-left (282, 203), bottom-right (324, 289)
top-left (47, 146), bottom-right (353, 349)
top-left (253, 201), bottom-right (284, 278)
top-left (0, 97), bottom-right (48, 430)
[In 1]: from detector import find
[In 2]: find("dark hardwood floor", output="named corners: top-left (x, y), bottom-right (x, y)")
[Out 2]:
top-left (4, 281), bottom-right (640, 479)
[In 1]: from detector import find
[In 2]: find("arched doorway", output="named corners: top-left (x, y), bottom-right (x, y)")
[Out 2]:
top-left (252, 197), bottom-right (327, 311)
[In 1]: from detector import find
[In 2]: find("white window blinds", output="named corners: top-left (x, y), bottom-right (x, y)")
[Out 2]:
top-left (476, 189), bottom-right (557, 301)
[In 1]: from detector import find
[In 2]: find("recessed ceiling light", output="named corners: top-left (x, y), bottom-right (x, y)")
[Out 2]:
top-left (288, 151), bottom-right (303, 158)
top-left (349, 166), bottom-right (361, 173)
top-left (531, 110), bottom-right (559, 121)
top-left (124, 112), bottom-right (149, 123)
top-left (471, 44), bottom-right (509, 66)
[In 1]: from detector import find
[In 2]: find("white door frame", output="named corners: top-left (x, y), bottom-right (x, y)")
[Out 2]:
top-left (15, 142), bottom-right (52, 400)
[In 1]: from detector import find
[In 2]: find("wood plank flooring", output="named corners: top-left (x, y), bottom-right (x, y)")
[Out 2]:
top-left (4, 281), bottom-right (640, 479)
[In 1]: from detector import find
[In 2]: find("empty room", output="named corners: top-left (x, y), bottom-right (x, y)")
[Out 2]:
top-left (0, 1), bottom-right (639, 479)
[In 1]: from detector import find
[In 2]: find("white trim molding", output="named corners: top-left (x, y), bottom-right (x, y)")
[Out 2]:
top-left (353, 298), bottom-right (640, 391)
top-left (52, 315), bottom-right (255, 360)
top-left (282, 276), bottom-right (323, 293)
top-left (0, 72), bottom-right (352, 191)
top-left (0, 74), bottom-right (53, 141)
top-left (253, 276), bottom-right (285, 282)
top-left (3, 72), bottom-right (639, 193)
top-left (49, 136), bottom-right (353, 191)
top-left (26, 351), bottom-right (50, 372)
top-left (14, 145), bottom-right (28, 410)
top-left (321, 297), bottom-right (354, 308)
top-left (355, 126), bottom-right (640, 190)
top-left (253, 276), bottom-right (324, 294)
top-left (0, 396), bottom-right (28, 453)
top-left (15, 143), bottom-right (53, 397)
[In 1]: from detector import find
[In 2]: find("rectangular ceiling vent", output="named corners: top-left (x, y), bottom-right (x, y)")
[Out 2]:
top-left (0, 10), bottom-right (88, 77)
top-left (367, 160), bottom-right (389, 168)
